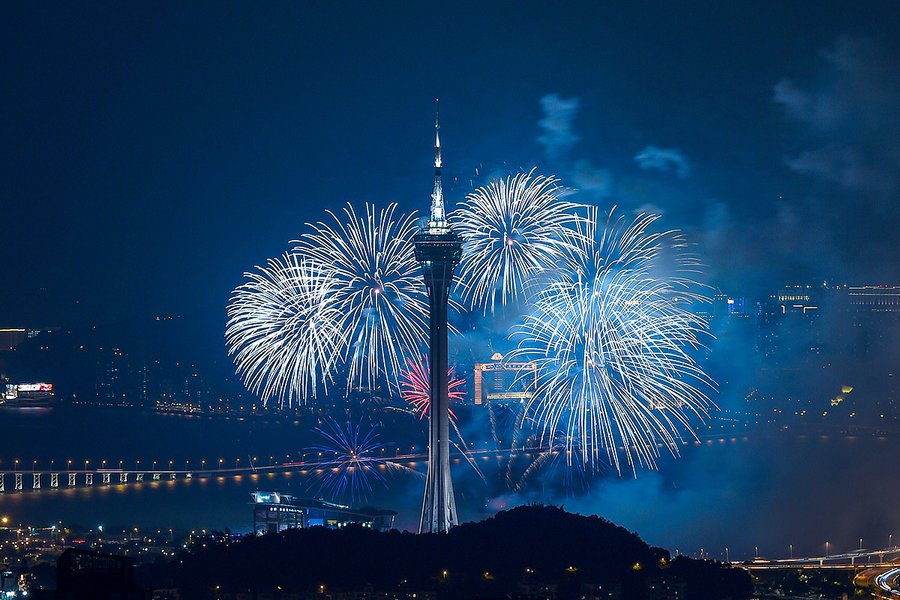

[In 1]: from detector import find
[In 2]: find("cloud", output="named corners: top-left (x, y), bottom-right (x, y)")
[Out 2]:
top-left (772, 78), bottom-right (841, 129)
top-left (774, 35), bottom-right (900, 195)
top-left (538, 93), bottom-right (581, 159)
top-left (786, 145), bottom-right (892, 194)
top-left (571, 159), bottom-right (612, 196)
top-left (634, 146), bottom-right (691, 178)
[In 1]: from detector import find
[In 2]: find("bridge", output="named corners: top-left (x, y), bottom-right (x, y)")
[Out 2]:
top-left (739, 550), bottom-right (900, 598)
top-left (740, 547), bottom-right (900, 569)
top-left (0, 432), bottom-right (813, 494)
top-left (0, 448), bottom-right (541, 493)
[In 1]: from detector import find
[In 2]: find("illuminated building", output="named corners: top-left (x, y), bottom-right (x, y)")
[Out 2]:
top-left (251, 491), bottom-right (396, 533)
top-left (0, 329), bottom-right (26, 352)
top-left (1, 382), bottom-right (54, 405)
top-left (712, 294), bottom-right (728, 318)
top-left (770, 285), bottom-right (819, 316)
top-left (55, 548), bottom-right (139, 599)
top-left (727, 296), bottom-right (747, 316)
top-left (473, 353), bottom-right (537, 406)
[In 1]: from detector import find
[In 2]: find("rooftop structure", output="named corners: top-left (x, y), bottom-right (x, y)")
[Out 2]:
top-left (251, 491), bottom-right (396, 534)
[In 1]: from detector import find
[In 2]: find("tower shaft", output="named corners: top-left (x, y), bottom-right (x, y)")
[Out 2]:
top-left (415, 102), bottom-right (461, 533)
top-left (416, 241), bottom-right (459, 532)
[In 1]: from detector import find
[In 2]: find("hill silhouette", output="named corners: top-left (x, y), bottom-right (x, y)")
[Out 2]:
top-left (140, 504), bottom-right (752, 599)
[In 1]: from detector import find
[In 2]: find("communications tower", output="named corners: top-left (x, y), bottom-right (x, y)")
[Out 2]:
top-left (415, 103), bottom-right (462, 533)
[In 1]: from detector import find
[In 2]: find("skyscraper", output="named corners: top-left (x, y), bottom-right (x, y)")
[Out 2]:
top-left (414, 103), bottom-right (462, 533)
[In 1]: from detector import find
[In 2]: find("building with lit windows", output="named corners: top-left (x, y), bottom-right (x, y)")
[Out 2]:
top-left (0, 328), bottom-right (27, 352)
top-left (251, 491), bottom-right (396, 534)
top-left (472, 353), bottom-right (537, 406)
top-left (1, 382), bottom-right (54, 405)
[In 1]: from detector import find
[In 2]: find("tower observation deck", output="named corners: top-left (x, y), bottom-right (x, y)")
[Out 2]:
top-left (414, 102), bottom-right (462, 533)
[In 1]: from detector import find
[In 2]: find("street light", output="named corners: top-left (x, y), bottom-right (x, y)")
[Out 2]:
top-left (825, 541), bottom-right (830, 557)
top-left (14, 459), bottom-right (19, 472)
top-left (218, 458), bottom-right (224, 470)
top-left (790, 544), bottom-right (793, 559)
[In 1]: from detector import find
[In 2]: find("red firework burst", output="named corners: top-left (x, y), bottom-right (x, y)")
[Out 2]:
top-left (399, 356), bottom-right (464, 420)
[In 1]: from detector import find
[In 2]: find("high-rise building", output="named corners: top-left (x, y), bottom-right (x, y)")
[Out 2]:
top-left (414, 104), bottom-right (462, 533)
top-left (0, 328), bottom-right (26, 352)
top-left (473, 353), bottom-right (536, 406)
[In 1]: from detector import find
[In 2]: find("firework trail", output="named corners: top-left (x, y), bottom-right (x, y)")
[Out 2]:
top-left (514, 434), bottom-right (593, 493)
top-left (397, 355), bottom-right (488, 480)
top-left (509, 207), bottom-right (714, 475)
top-left (225, 253), bottom-right (344, 408)
top-left (307, 418), bottom-right (421, 504)
top-left (453, 169), bottom-right (581, 314)
top-left (294, 203), bottom-right (428, 392)
top-left (398, 356), bottom-right (464, 420)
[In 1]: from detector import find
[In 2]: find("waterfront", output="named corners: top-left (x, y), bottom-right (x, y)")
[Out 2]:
top-left (0, 406), bottom-right (897, 561)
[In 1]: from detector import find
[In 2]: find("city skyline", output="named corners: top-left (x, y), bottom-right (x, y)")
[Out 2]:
top-left (1, 4), bottom-right (899, 592)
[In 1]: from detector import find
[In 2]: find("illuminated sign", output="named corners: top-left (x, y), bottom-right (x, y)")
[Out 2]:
top-left (253, 491), bottom-right (284, 504)
top-left (17, 383), bottom-right (53, 392)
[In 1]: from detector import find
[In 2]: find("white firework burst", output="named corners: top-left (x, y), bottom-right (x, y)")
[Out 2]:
top-left (509, 208), bottom-right (714, 475)
top-left (293, 202), bottom-right (428, 392)
top-left (453, 169), bottom-right (581, 314)
top-left (225, 253), bottom-right (344, 408)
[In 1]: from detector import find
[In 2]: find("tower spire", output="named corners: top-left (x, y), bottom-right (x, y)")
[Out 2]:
top-left (429, 99), bottom-right (448, 231)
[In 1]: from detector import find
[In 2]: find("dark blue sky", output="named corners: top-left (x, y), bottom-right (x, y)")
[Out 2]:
top-left (3, 2), bottom-right (899, 327)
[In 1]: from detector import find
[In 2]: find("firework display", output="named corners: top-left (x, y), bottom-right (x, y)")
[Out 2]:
top-left (509, 207), bottom-right (714, 475)
top-left (307, 418), bottom-right (419, 504)
top-left (398, 356), bottom-right (464, 420)
top-left (227, 170), bottom-right (715, 485)
top-left (294, 202), bottom-right (429, 392)
top-left (453, 169), bottom-right (581, 314)
top-left (225, 253), bottom-right (344, 408)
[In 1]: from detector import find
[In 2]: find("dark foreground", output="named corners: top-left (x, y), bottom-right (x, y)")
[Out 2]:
top-left (128, 504), bottom-right (752, 600)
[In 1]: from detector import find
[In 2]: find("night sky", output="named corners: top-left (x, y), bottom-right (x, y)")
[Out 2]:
top-left (3, 2), bottom-right (900, 329)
